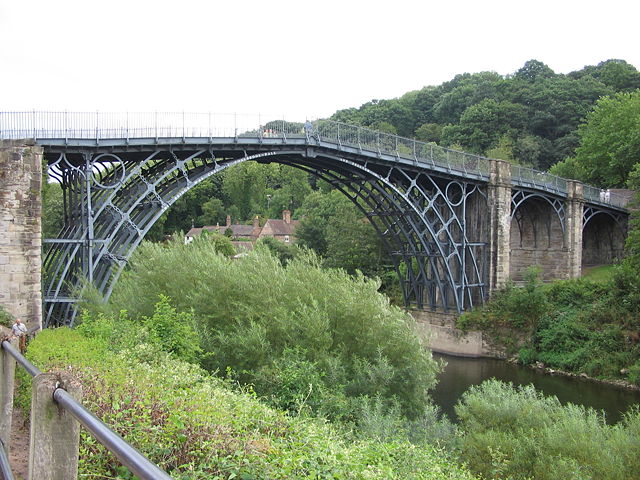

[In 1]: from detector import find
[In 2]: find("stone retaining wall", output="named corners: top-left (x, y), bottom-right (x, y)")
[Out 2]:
top-left (410, 309), bottom-right (506, 358)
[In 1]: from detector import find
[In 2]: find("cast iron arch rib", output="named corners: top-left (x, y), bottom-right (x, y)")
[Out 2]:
top-left (43, 145), bottom-right (490, 326)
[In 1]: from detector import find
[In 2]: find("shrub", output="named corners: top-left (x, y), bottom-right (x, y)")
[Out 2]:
top-left (455, 380), bottom-right (639, 480)
top-left (628, 359), bottom-right (640, 385)
top-left (25, 323), bottom-right (478, 479)
top-left (458, 267), bottom-right (549, 333)
top-left (0, 305), bottom-right (14, 328)
top-left (77, 296), bottom-right (202, 363)
top-left (82, 238), bottom-right (440, 421)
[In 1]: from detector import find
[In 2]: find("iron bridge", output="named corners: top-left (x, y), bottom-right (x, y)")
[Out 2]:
top-left (0, 112), bottom-right (629, 326)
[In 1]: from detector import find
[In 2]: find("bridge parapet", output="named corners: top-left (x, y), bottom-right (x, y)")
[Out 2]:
top-left (0, 111), bottom-right (627, 211)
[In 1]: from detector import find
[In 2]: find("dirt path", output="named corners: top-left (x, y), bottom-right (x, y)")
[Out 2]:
top-left (9, 405), bottom-right (29, 480)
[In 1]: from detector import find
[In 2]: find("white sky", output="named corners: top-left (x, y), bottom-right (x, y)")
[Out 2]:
top-left (1, 0), bottom-right (638, 122)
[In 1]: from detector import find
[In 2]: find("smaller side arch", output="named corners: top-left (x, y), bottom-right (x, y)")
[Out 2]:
top-left (509, 190), bottom-right (567, 282)
top-left (582, 207), bottom-right (627, 267)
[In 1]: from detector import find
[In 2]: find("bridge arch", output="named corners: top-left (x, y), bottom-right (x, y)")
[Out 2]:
top-left (44, 145), bottom-right (489, 325)
top-left (582, 208), bottom-right (627, 267)
top-left (509, 190), bottom-right (566, 281)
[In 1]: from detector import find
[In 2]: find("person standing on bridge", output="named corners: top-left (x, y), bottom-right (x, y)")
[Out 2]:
top-left (304, 120), bottom-right (315, 140)
top-left (11, 317), bottom-right (27, 353)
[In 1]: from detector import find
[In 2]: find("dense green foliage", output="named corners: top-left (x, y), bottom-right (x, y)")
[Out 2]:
top-left (333, 59), bottom-right (639, 169)
top-left (550, 89), bottom-right (640, 186)
top-left (22, 314), bottom-right (476, 479)
top-left (456, 380), bottom-right (640, 480)
top-left (148, 162), bottom-right (313, 240)
top-left (41, 179), bottom-right (64, 240)
top-left (295, 190), bottom-right (396, 288)
top-left (82, 238), bottom-right (440, 421)
top-left (458, 269), bottom-right (640, 381)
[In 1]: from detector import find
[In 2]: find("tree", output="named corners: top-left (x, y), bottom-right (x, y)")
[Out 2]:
top-left (42, 181), bottom-right (64, 239)
top-left (414, 123), bottom-right (443, 143)
top-left (571, 59), bottom-right (640, 92)
top-left (555, 90), bottom-right (640, 187)
top-left (432, 72), bottom-right (502, 125)
top-left (296, 190), bottom-right (391, 280)
top-left (441, 99), bottom-right (526, 154)
top-left (221, 162), bottom-right (268, 220)
top-left (296, 190), bottom-right (351, 256)
top-left (512, 59), bottom-right (556, 82)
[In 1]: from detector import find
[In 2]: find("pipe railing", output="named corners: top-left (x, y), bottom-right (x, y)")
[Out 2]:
top-left (0, 339), bottom-right (173, 480)
top-left (510, 164), bottom-right (568, 195)
top-left (0, 111), bottom-right (630, 209)
top-left (0, 438), bottom-right (14, 480)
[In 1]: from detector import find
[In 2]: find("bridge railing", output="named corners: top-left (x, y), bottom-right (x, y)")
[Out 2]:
top-left (0, 337), bottom-right (173, 480)
top-left (312, 120), bottom-right (492, 178)
top-left (0, 111), bottom-right (308, 140)
top-left (583, 184), bottom-right (630, 209)
top-left (0, 111), bottom-right (495, 178)
top-left (510, 164), bottom-right (568, 195)
top-left (0, 111), bottom-right (630, 207)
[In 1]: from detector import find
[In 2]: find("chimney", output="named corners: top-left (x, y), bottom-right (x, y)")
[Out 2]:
top-left (226, 215), bottom-right (231, 227)
top-left (253, 215), bottom-right (260, 228)
top-left (282, 209), bottom-right (291, 224)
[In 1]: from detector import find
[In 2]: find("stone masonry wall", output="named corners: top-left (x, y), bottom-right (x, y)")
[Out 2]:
top-left (0, 140), bottom-right (43, 330)
top-left (410, 309), bottom-right (505, 358)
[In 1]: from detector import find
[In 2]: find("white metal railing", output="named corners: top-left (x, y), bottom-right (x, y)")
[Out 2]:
top-left (583, 184), bottom-right (629, 209)
top-left (510, 164), bottom-right (568, 195)
top-left (0, 111), bottom-right (493, 178)
top-left (0, 111), bottom-right (630, 207)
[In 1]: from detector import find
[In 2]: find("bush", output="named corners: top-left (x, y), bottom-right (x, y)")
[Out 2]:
top-left (456, 380), bottom-right (639, 480)
top-left (24, 322), bottom-right (478, 479)
top-left (82, 238), bottom-right (440, 421)
top-left (458, 267), bottom-right (549, 333)
top-left (0, 305), bottom-right (14, 328)
top-left (628, 359), bottom-right (640, 386)
top-left (77, 296), bottom-right (202, 363)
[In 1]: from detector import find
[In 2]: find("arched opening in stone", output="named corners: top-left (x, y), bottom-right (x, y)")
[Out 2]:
top-left (509, 196), bottom-right (565, 282)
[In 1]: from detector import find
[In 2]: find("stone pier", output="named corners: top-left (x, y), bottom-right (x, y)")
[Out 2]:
top-left (0, 140), bottom-right (43, 330)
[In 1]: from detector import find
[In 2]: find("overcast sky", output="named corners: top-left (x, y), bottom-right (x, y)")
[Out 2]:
top-left (1, 0), bottom-right (638, 122)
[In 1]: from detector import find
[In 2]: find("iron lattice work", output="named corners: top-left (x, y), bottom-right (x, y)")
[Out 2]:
top-left (511, 189), bottom-right (567, 246)
top-left (0, 112), bottom-right (628, 325)
top-left (42, 143), bottom-right (489, 326)
top-left (583, 204), bottom-right (627, 231)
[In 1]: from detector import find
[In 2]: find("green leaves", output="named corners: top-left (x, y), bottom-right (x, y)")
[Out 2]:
top-left (456, 380), bottom-right (639, 480)
top-left (554, 90), bottom-right (640, 187)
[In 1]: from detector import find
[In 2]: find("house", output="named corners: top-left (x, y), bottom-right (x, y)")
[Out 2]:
top-left (185, 210), bottom-right (299, 245)
top-left (257, 210), bottom-right (300, 244)
top-left (185, 215), bottom-right (260, 244)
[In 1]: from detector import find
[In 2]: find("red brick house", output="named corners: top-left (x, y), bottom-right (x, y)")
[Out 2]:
top-left (185, 210), bottom-right (299, 245)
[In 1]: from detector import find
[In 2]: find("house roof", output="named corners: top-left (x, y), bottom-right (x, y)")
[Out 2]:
top-left (260, 219), bottom-right (300, 236)
top-left (186, 224), bottom-right (256, 238)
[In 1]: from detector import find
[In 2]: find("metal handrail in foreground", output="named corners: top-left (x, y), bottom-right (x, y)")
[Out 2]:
top-left (0, 340), bottom-right (173, 480)
top-left (52, 389), bottom-right (172, 480)
top-left (0, 438), bottom-right (15, 480)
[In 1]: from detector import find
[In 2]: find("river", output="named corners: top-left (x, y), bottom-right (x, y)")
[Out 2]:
top-left (431, 352), bottom-right (640, 424)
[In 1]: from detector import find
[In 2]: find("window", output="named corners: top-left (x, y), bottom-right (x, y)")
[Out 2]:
top-left (284, 235), bottom-right (290, 243)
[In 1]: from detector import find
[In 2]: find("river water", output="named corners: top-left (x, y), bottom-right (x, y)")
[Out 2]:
top-left (431, 352), bottom-right (640, 424)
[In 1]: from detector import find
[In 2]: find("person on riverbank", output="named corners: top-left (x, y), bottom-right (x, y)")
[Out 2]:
top-left (11, 318), bottom-right (27, 353)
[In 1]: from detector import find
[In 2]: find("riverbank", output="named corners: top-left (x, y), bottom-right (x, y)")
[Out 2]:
top-left (523, 359), bottom-right (640, 392)
top-left (410, 310), bottom-right (640, 394)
